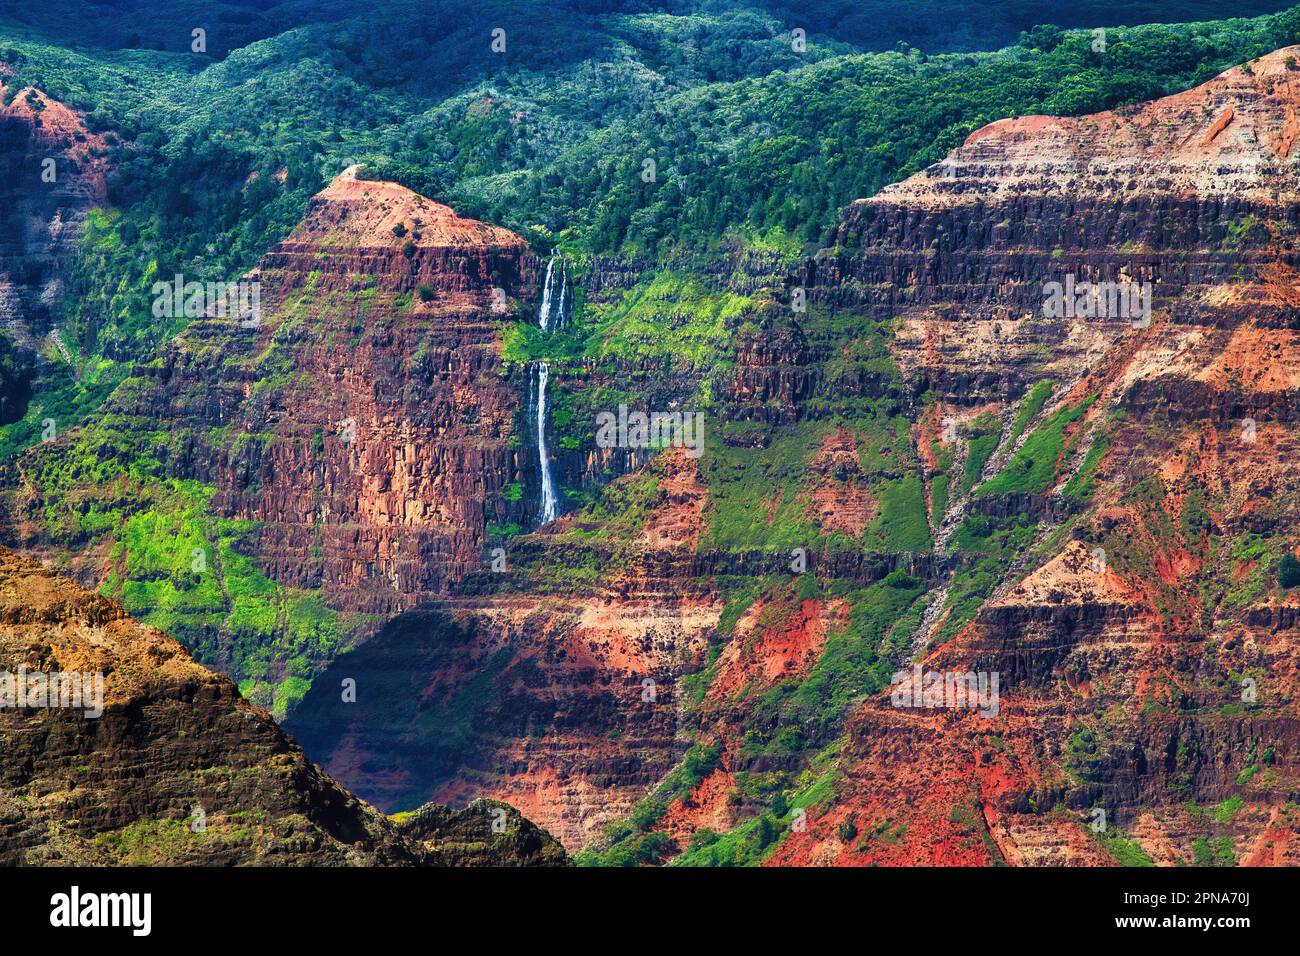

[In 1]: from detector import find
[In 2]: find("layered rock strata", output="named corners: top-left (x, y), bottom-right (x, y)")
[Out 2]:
top-left (0, 547), bottom-right (565, 865)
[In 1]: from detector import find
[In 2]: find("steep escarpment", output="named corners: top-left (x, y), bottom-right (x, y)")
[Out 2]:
top-left (495, 47), bottom-right (1300, 867)
top-left (0, 77), bottom-right (109, 420)
top-left (10, 43), bottom-right (1300, 869)
top-left (0, 167), bottom-right (552, 711)
top-left (803, 48), bottom-right (1300, 406)
top-left (0, 547), bottom-right (566, 865)
top-left (760, 49), bottom-right (1300, 868)
top-left (286, 450), bottom-right (726, 850)
top-left (288, 290), bottom-right (941, 856)
top-left (0, 164), bottom-right (748, 850)
top-left (286, 595), bottom-right (717, 850)
top-left (151, 166), bottom-right (538, 612)
top-left (6, 165), bottom-right (538, 608)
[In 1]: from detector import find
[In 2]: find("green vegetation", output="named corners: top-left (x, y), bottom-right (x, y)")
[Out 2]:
top-left (503, 271), bottom-right (748, 373)
top-left (929, 430), bottom-right (953, 526)
top-left (4, 0), bottom-right (1297, 459)
top-left (775, 575), bottom-right (924, 730)
top-left (697, 312), bottom-right (916, 554)
top-left (670, 810), bottom-right (784, 866)
top-left (735, 573), bottom-right (925, 751)
top-left (92, 811), bottom-right (277, 864)
top-left (1191, 835), bottom-right (1237, 867)
top-left (575, 798), bottom-right (673, 867)
top-left (867, 473), bottom-right (932, 552)
top-left (1097, 828), bottom-right (1157, 867)
top-left (1211, 795), bottom-right (1245, 824)
top-left (1008, 380), bottom-right (1054, 447)
top-left (1064, 724), bottom-right (1104, 785)
top-left (1278, 552), bottom-right (1300, 588)
top-left (699, 423), bottom-right (829, 551)
top-left (1215, 532), bottom-right (1281, 610)
top-left (7, 0), bottom-right (1300, 866)
top-left (978, 396), bottom-right (1094, 496)
top-left (15, 403), bottom-right (357, 716)
top-left (585, 273), bottom-right (749, 369)
top-left (932, 512), bottom-right (1038, 644)
top-left (958, 413), bottom-right (1001, 497)
top-left (670, 755), bottom-right (842, 867)
top-left (1061, 428), bottom-right (1110, 503)
top-left (659, 744), bottom-right (724, 800)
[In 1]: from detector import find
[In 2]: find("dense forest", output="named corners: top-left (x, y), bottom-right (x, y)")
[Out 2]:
top-left (3, 3), bottom-right (1299, 400)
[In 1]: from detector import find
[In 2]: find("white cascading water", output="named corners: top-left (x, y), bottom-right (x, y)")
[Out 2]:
top-left (534, 254), bottom-right (566, 525)
top-left (536, 361), bottom-right (558, 524)
top-left (537, 257), bottom-right (556, 331)
top-left (554, 258), bottom-right (568, 329)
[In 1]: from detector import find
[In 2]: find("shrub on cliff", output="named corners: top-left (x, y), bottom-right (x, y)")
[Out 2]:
top-left (1278, 553), bottom-right (1300, 589)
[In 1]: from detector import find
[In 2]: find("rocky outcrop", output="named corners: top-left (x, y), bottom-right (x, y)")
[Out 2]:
top-left (0, 78), bottom-right (108, 418)
top-left (0, 547), bottom-right (565, 865)
top-left (396, 799), bottom-right (569, 866)
top-left (216, 168), bottom-right (538, 612)
top-left (285, 592), bottom-right (721, 850)
top-left (800, 49), bottom-right (1300, 407)
top-left (722, 317), bottom-right (816, 426)
top-left (11, 45), bottom-right (1300, 868)
top-left (7, 166), bottom-right (541, 613)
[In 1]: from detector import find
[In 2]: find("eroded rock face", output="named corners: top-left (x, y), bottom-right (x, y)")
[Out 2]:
top-left (764, 49), bottom-right (1300, 868)
top-left (223, 167), bottom-right (538, 613)
top-left (37, 166), bottom-right (540, 614)
top-left (285, 51), bottom-right (1300, 860)
top-left (286, 586), bottom-right (722, 851)
top-left (0, 547), bottom-right (566, 865)
top-left (396, 799), bottom-right (569, 867)
top-left (10, 45), bottom-right (1300, 867)
top-left (0, 160), bottom-right (720, 850)
top-left (0, 79), bottom-right (108, 419)
top-left (802, 48), bottom-right (1300, 408)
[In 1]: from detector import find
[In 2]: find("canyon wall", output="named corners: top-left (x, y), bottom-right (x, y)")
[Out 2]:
top-left (7, 49), bottom-right (1300, 865)
top-left (7, 166), bottom-right (542, 613)
top-left (766, 48), bottom-right (1300, 866)
top-left (0, 77), bottom-right (109, 420)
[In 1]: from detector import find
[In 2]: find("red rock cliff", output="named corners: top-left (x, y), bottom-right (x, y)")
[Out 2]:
top-left (766, 48), bottom-right (1300, 867)
top-left (0, 79), bottom-right (109, 414)
top-left (100, 166), bottom-right (538, 613)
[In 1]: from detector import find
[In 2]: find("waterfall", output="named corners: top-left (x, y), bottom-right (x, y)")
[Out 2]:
top-left (554, 258), bottom-right (568, 329)
top-left (537, 258), bottom-right (555, 330)
top-left (536, 254), bottom-right (568, 331)
top-left (535, 361), bottom-right (558, 524)
top-left (533, 253), bottom-right (567, 525)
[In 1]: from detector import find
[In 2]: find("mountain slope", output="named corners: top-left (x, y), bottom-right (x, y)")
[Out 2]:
top-left (6, 9), bottom-right (1300, 868)
top-left (762, 47), bottom-right (1300, 866)
top-left (247, 49), bottom-right (1300, 861)
top-left (0, 546), bottom-right (566, 865)
top-left (0, 76), bottom-right (111, 425)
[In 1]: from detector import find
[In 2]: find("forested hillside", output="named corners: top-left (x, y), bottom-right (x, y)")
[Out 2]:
top-left (4, 2), bottom-right (1298, 415)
